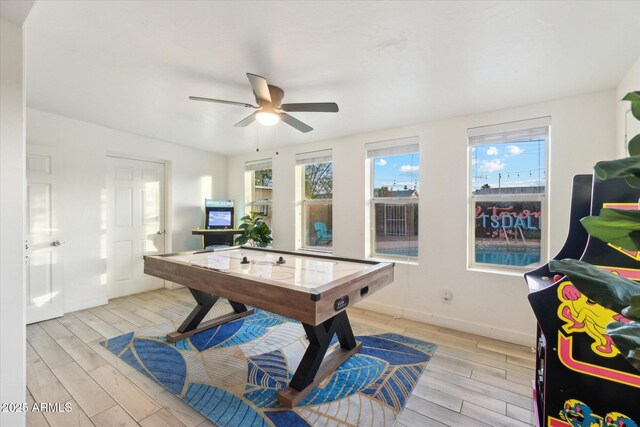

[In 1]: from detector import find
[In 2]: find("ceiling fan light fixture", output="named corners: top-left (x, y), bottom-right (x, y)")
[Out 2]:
top-left (191, 73), bottom-right (338, 132)
top-left (256, 111), bottom-right (280, 126)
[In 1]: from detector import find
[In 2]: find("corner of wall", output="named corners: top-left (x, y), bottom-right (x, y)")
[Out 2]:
top-left (616, 57), bottom-right (640, 158)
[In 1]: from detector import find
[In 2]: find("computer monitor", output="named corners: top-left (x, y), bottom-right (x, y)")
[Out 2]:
top-left (207, 209), bottom-right (233, 229)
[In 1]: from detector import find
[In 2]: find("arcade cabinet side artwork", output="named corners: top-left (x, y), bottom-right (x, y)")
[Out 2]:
top-left (527, 175), bottom-right (640, 427)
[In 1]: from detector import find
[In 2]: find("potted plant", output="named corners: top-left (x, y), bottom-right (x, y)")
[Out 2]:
top-left (236, 211), bottom-right (273, 247)
top-left (550, 91), bottom-right (640, 371)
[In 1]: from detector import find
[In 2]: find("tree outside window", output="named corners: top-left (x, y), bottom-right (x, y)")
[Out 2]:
top-left (302, 161), bottom-right (333, 249)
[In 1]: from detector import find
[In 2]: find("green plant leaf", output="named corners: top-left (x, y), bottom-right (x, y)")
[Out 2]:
top-left (632, 102), bottom-right (640, 122)
top-left (601, 208), bottom-right (640, 220)
top-left (626, 175), bottom-right (640, 189)
top-left (622, 295), bottom-right (640, 320)
top-left (623, 91), bottom-right (640, 122)
top-left (237, 211), bottom-right (272, 247)
top-left (580, 208), bottom-right (640, 251)
top-left (628, 134), bottom-right (640, 157)
top-left (631, 231), bottom-right (640, 252)
top-left (549, 259), bottom-right (640, 313)
top-left (605, 321), bottom-right (640, 372)
top-left (623, 91), bottom-right (640, 102)
top-left (593, 157), bottom-right (640, 183)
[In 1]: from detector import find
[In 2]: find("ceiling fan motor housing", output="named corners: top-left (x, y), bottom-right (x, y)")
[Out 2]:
top-left (255, 85), bottom-right (284, 108)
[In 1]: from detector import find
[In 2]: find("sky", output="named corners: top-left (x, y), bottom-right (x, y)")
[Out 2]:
top-left (373, 153), bottom-right (420, 191)
top-left (471, 139), bottom-right (546, 191)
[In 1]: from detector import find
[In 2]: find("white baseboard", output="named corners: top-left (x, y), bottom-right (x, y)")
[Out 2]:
top-left (354, 299), bottom-right (536, 347)
top-left (64, 295), bottom-right (109, 313)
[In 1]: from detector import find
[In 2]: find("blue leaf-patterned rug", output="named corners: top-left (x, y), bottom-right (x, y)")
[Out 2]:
top-left (101, 305), bottom-right (436, 426)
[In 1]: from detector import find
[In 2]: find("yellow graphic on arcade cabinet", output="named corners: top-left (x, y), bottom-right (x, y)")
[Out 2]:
top-left (550, 399), bottom-right (638, 427)
top-left (557, 281), bottom-right (628, 358)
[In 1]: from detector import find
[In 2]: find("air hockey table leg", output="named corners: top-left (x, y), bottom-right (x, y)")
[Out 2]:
top-left (277, 310), bottom-right (363, 407)
top-left (166, 288), bottom-right (254, 343)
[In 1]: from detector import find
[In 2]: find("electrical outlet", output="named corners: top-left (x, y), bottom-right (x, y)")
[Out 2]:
top-left (440, 289), bottom-right (453, 303)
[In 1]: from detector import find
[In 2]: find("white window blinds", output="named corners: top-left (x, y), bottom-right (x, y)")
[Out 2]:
top-left (244, 159), bottom-right (272, 171)
top-left (366, 136), bottom-right (419, 158)
top-left (468, 117), bottom-right (550, 145)
top-left (295, 149), bottom-right (332, 165)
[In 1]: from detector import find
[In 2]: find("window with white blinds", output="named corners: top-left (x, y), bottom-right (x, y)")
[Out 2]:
top-left (468, 117), bottom-right (549, 271)
top-left (366, 137), bottom-right (420, 261)
top-left (297, 150), bottom-right (333, 251)
top-left (244, 159), bottom-right (273, 226)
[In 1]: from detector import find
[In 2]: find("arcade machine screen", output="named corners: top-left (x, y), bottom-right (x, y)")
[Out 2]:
top-left (207, 210), bottom-right (232, 229)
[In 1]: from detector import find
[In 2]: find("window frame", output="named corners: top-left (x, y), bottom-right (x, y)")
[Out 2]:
top-left (467, 118), bottom-right (549, 273)
top-left (366, 137), bottom-right (420, 262)
top-left (244, 159), bottom-right (273, 226)
top-left (296, 151), bottom-right (333, 253)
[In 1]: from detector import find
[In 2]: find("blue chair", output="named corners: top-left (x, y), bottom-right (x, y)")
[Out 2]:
top-left (313, 222), bottom-right (332, 245)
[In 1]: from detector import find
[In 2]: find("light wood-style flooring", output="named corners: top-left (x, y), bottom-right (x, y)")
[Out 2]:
top-left (25, 287), bottom-right (536, 427)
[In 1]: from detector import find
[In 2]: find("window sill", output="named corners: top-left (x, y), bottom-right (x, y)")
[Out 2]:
top-left (467, 265), bottom-right (530, 277)
top-left (298, 247), bottom-right (333, 254)
top-left (367, 255), bottom-right (418, 266)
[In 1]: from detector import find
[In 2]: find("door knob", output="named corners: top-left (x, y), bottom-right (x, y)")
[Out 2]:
top-left (156, 230), bottom-right (166, 235)
top-left (51, 240), bottom-right (61, 247)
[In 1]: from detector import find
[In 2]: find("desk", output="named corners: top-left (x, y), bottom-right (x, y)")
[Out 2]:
top-left (144, 246), bottom-right (394, 407)
top-left (191, 228), bottom-right (244, 248)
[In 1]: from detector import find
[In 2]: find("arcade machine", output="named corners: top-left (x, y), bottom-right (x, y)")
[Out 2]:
top-left (191, 199), bottom-right (243, 249)
top-left (526, 175), bottom-right (639, 426)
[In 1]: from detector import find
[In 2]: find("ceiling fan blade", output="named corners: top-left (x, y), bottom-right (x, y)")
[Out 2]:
top-left (281, 102), bottom-right (339, 113)
top-left (189, 96), bottom-right (257, 108)
top-left (280, 113), bottom-right (313, 133)
top-left (234, 112), bottom-right (257, 127)
top-left (246, 73), bottom-right (272, 104)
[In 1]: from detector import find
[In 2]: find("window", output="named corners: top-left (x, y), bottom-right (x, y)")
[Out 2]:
top-left (297, 150), bottom-right (333, 251)
top-left (468, 117), bottom-right (549, 270)
top-left (244, 159), bottom-right (272, 226)
top-left (366, 137), bottom-right (419, 261)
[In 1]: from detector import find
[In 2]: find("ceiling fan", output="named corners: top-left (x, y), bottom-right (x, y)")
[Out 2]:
top-left (189, 73), bottom-right (338, 133)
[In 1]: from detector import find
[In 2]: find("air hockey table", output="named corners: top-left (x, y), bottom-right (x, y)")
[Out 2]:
top-left (144, 246), bottom-right (394, 407)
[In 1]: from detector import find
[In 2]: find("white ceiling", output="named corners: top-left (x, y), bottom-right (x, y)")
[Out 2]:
top-left (25, 1), bottom-right (640, 156)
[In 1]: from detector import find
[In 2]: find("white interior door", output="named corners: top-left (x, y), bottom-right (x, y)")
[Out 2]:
top-left (107, 156), bottom-right (165, 298)
top-left (26, 145), bottom-right (64, 324)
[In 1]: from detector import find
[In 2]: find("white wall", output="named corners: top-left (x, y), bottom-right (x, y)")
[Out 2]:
top-left (227, 90), bottom-right (617, 346)
top-left (616, 57), bottom-right (640, 157)
top-left (0, 16), bottom-right (26, 427)
top-left (26, 109), bottom-right (227, 312)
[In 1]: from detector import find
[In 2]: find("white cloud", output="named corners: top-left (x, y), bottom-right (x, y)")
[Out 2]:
top-left (399, 165), bottom-right (419, 174)
top-left (505, 145), bottom-right (524, 156)
top-left (376, 158), bottom-right (387, 166)
top-left (486, 146), bottom-right (499, 156)
top-left (471, 159), bottom-right (477, 165)
top-left (479, 159), bottom-right (505, 173)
